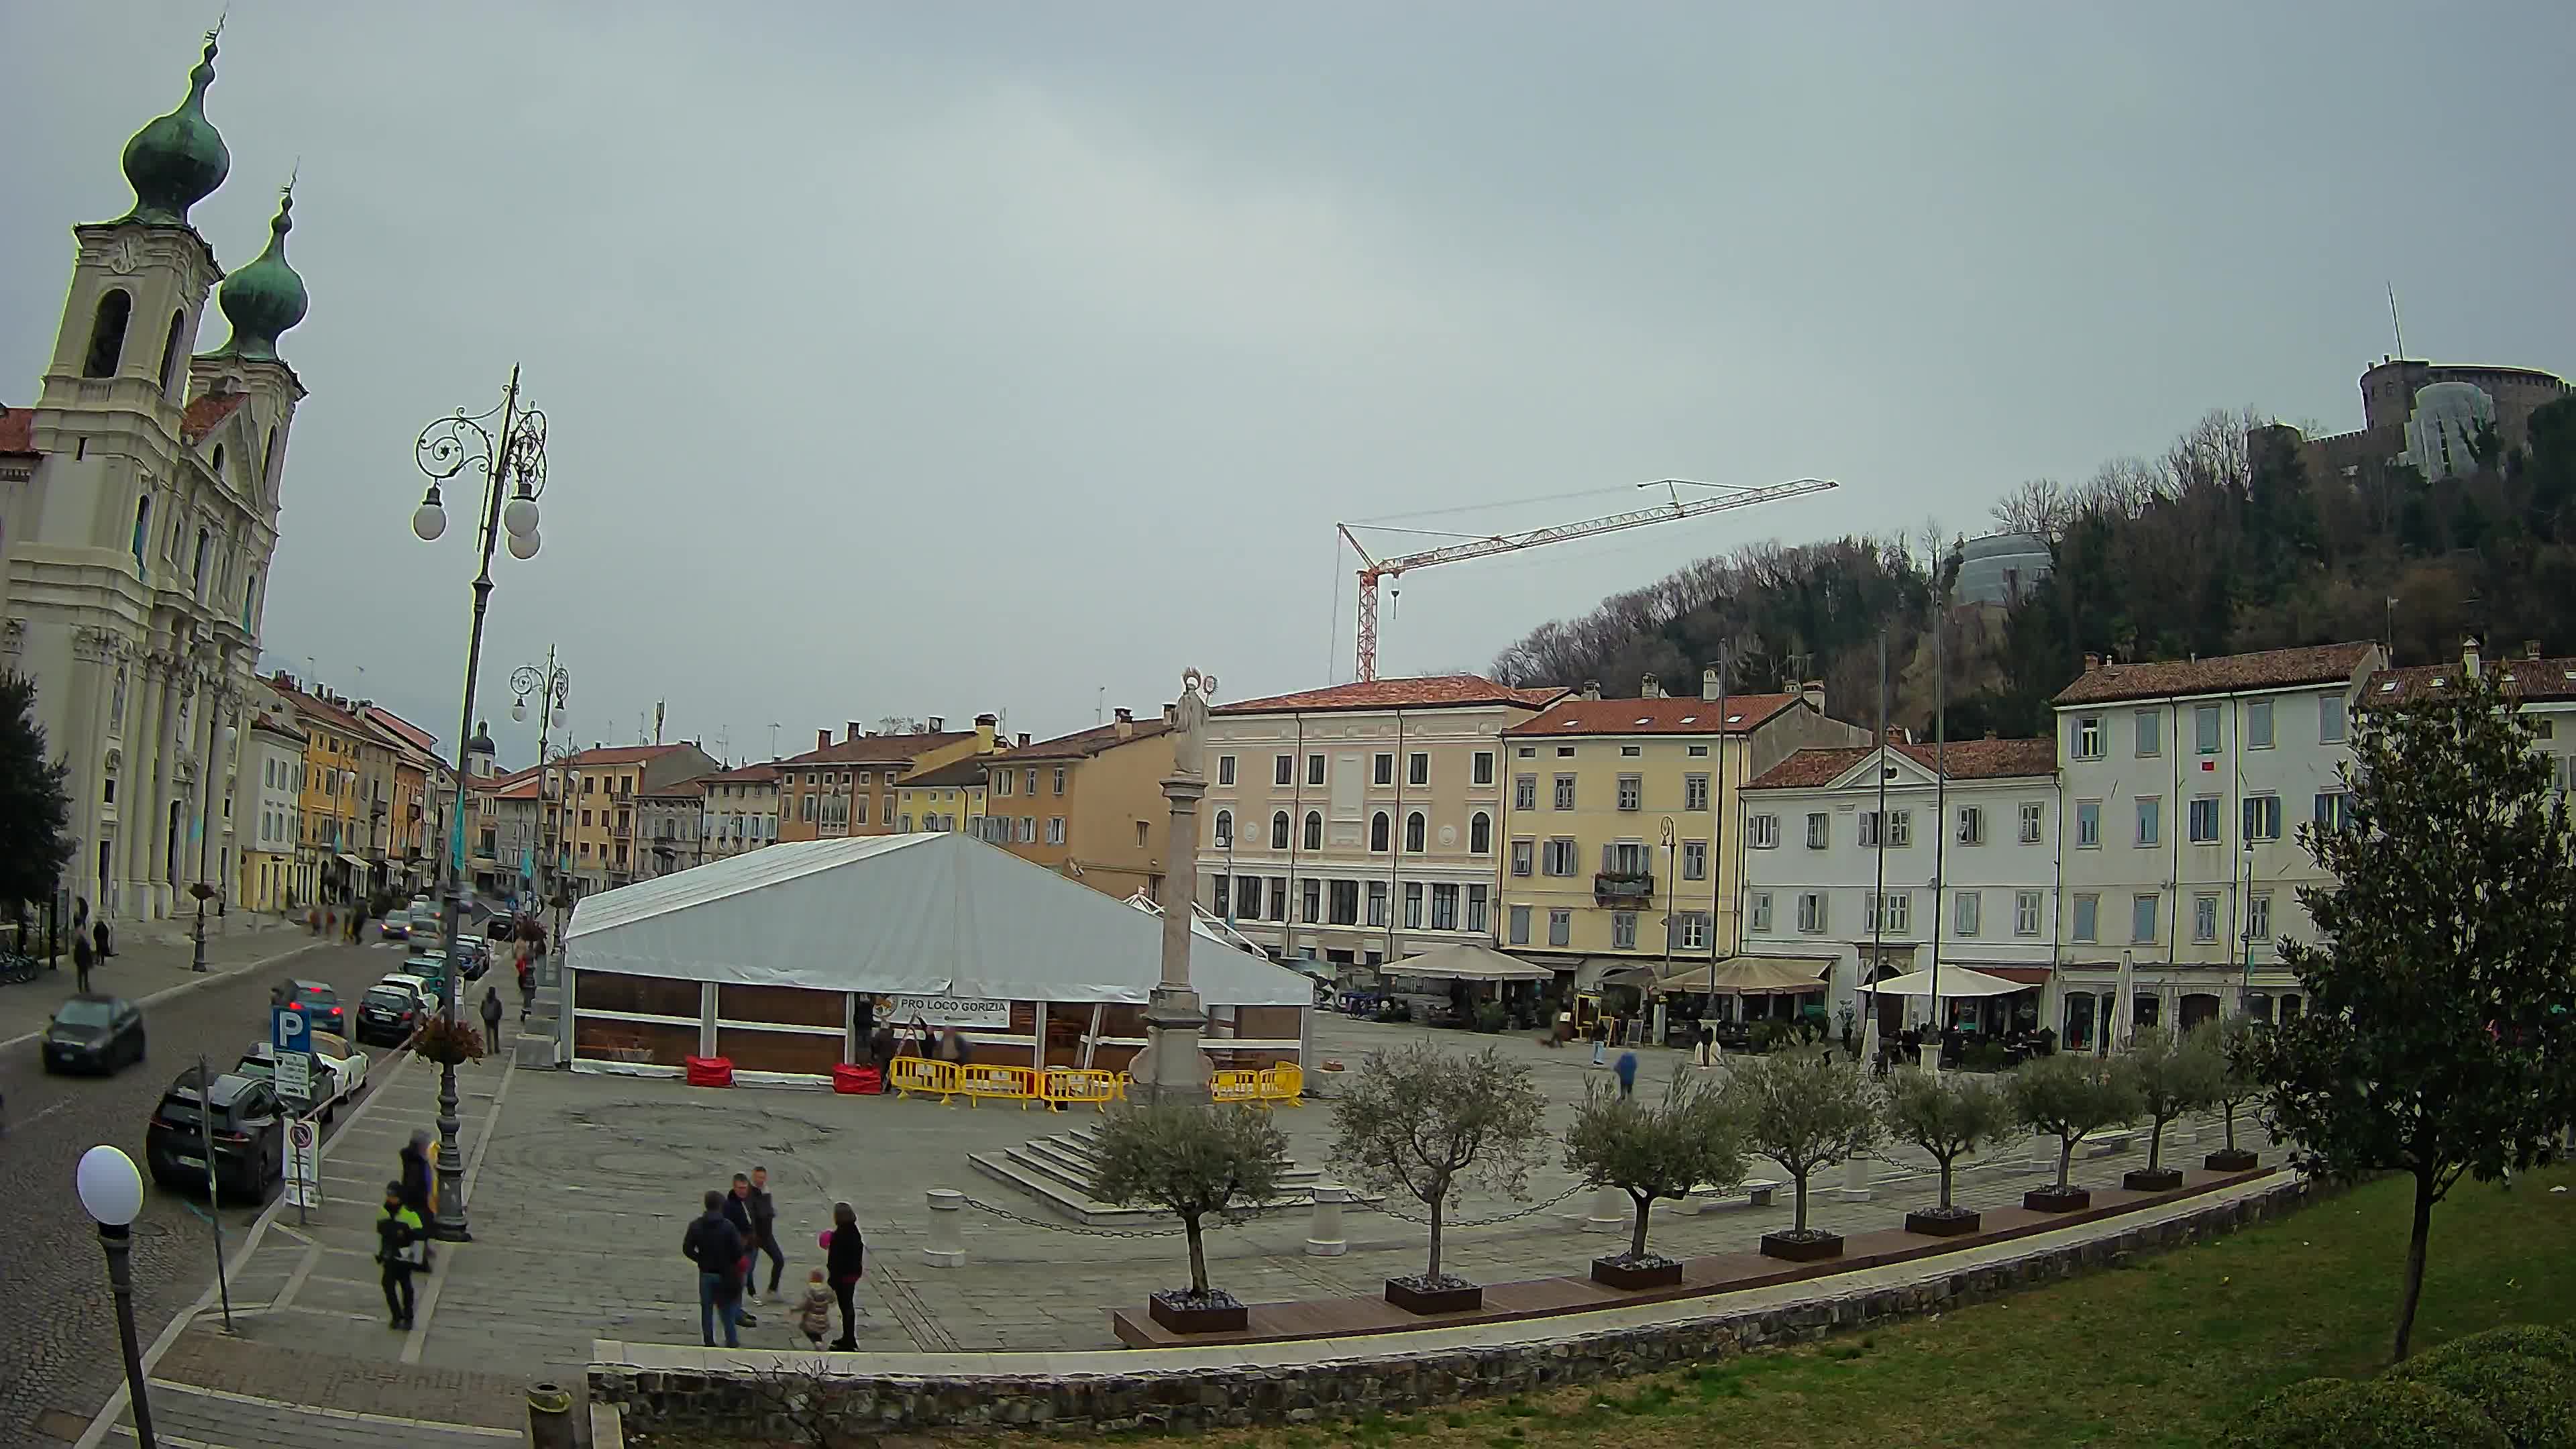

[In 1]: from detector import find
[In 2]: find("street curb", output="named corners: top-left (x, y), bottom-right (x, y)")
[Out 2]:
top-left (0, 936), bottom-right (329, 1054)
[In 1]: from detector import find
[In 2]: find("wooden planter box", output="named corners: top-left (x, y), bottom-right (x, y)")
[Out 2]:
top-left (2123, 1167), bottom-right (2185, 1192)
top-left (1146, 1291), bottom-right (1248, 1335)
top-left (1758, 1230), bottom-right (1844, 1263)
top-left (1384, 1277), bottom-right (1483, 1315)
top-left (2023, 1185), bottom-right (2092, 1213)
top-left (1904, 1208), bottom-right (1982, 1237)
top-left (2204, 1148), bottom-right (2259, 1172)
top-left (1590, 1255), bottom-right (1684, 1290)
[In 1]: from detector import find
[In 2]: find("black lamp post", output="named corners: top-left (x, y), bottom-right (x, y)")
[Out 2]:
top-left (77, 1145), bottom-right (156, 1448)
top-left (409, 367), bottom-right (549, 1242)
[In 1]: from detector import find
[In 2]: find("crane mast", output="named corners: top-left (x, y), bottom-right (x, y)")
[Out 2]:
top-left (1339, 476), bottom-right (1839, 681)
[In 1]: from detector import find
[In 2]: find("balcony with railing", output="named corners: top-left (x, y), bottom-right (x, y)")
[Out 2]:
top-left (1593, 871), bottom-right (1655, 902)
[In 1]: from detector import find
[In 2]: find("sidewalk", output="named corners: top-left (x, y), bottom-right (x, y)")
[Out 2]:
top-left (0, 914), bottom-right (326, 1047)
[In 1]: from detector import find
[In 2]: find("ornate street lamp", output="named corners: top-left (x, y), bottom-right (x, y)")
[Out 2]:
top-left (77, 1145), bottom-right (156, 1448)
top-left (409, 367), bottom-right (549, 1242)
top-left (511, 649), bottom-right (570, 911)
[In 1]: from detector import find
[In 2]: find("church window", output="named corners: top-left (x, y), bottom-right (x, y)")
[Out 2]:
top-left (85, 289), bottom-right (132, 378)
top-left (211, 443), bottom-right (225, 480)
top-left (130, 496), bottom-right (152, 572)
top-left (193, 527), bottom-right (211, 587)
top-left (158, 310), bottom-right (187, 395)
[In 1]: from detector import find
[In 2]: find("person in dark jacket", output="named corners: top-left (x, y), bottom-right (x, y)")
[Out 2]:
top-left (375, 1180), bottom-right (426, 1328)
top-left (722, 1176), bottom-right (759, 1326)
top-left (72, 929), bottom-right (94, 994)
top-left (91, 918), bottom-right (113, 960)
top-left (746, 1166), bottom-right (785, 1300)
top-left (478, 985), bottom-right (504, 1049)
top-left (682, 1189), bottom-right (747, 1348)
top-left (824, 1200), bottom-right (865, 1350)
top-left (1613, 1049), bottom-right (1639, 1099)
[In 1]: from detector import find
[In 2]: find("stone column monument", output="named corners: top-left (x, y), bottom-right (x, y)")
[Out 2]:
top-left (1134, 668), bottom-right (1217, 1107)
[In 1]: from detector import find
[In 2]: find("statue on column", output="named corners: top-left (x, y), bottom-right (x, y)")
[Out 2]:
top-left (1171, 668), bottom-right (1216, 780)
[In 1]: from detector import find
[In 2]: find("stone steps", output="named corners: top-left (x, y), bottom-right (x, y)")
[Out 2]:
top-left (969, 1124), bottom-right (1362, 1227)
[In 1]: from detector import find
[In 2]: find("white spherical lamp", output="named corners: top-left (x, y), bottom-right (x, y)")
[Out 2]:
top-left (411, 486), bottom-right (447, 543)
top-left (502, 492), bottom-right (540, 539)
top-left (506, 527), bottom-right (541, 561)
top-left (511, 698), bottom-right (527, 722)
top-left (76, 1144), bottom-right (145, 1227)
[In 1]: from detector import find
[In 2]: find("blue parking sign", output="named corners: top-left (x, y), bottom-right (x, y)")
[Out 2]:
top-left (272, 1004), bottom-right (312, 1055)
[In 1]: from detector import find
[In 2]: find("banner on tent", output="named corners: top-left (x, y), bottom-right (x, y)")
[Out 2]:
top-left (885, 994), bottom-right (1010, 1028)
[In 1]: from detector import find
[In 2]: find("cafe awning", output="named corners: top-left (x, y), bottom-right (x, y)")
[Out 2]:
top-left (1383, 942), bottom-right (1556, 983)
top-left (1861, 965), bottom-right (2024, 998)
top-left (335, 853), bottom-right (370, 871)
top-left (1617, 955), bottom-right (1833, 994)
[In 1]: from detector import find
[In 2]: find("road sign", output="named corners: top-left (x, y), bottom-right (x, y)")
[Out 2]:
top-left (275, 1050), bottom-right (313, 1106)
top-left (287, 1118), bottom-right (321, 1181)
top-left (272, 1006), bottom-right (311, 1055)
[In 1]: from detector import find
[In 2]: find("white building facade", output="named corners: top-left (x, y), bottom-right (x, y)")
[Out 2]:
top-left (2051, 643), bottom-right (2384, 1046)
top-left (0, 36), bottom-right (309, 924)
top-left (699, 763), bottom-right (781, 861)
top-left (1199, 676), bottom-right (1562, 971)
top-left (1739, 738), bottom-right (2061, 1036)
top-left (238, 708), bottom-right (304, 911)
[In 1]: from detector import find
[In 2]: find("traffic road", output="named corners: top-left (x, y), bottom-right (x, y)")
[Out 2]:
top-left (0, 932), bottom-right (462, 1443)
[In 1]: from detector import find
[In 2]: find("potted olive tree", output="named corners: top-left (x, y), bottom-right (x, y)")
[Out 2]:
top-left (2010, 1051), bottom-right (2140, 1212)
top-left (1882, 1067), bottom-right (2015, 1236)
top-left (1330, 1042), bottom-right (1548, 1313)
top-left (2114, 1025), bottom-right (2224, 1191)
top-left (1728, 1048), bottom-right (1884, 1261)
top-left (2200, 1018), bottom-right (2264, 1172)
top-left (1563, 1071), bottom-right (1746, 1288)
top-left (1091, 1102), bottom-right (1291, 1334)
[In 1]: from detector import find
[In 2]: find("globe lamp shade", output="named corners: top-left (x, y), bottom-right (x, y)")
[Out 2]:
top-left (502, 494), bottom-right (539, 539)
top-left (412, 496), bottom-right (447, 543)
top-left (506, 527), bottom-right (541, 561)
top-left (76, 1145), bottom-right (145, 1227)
top-left (512, 699), bottom-right (527, 722)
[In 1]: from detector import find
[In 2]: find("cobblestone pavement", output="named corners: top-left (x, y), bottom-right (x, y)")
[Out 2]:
top-left (0, 934), bottom-right (443, 1446)
top-left (59, 1012), bottom-right (2287, 1443)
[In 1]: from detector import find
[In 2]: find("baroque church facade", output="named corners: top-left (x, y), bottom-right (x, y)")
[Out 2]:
top-left (0, 32), bottom-right (311, 924)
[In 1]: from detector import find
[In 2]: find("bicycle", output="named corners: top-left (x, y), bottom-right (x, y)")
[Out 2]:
top-left (0, 952), bottom-right (45, 985)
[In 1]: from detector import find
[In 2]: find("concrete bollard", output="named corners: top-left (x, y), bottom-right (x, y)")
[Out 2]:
top-left (922, 1188), bottom-right (968, 1268)
top-left (1582, 1185), bottom-right (1626, 1233)
top-left (1305, 1185), bottom-right (1349, 1256)
top-left (1830, 1153), bottom-right (1872, 1202)
top-left (526, 1383), bottom-right (576, 1449)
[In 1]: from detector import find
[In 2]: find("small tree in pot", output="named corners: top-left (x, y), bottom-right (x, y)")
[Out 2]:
top-left (1562, 1070), bottom-right (1746, 1287)
top-left (2010, 1051), bottom-right (2140, 1212)
top-left (1727, 1048), bottom-right (1884, 1261)
top-left (1091, 1102), bottom-right (1290, 1334)
top-left (2113, 1024), bottom-right (2224, 1191)
top-left (2200, 1018), bottom-right (2265, 1171)
top-left (1330, 1042), bottom-right (1548, 1313)
top-left (1882, 1067), bottom-right (2015, 1236)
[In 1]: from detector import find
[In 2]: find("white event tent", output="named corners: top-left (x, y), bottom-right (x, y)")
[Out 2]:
top-left (556, 832), bottom-right (1312, 1079)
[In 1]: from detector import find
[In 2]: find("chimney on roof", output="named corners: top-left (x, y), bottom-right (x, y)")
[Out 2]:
top-left (1640, 673), bottom-right (1662, 699)
top-left (2463, 635), bottom-right (2482, 678)
top-left (1701, 667), bottom-right (1721, 702)
top-left (1582, 680), bottom-right (1601, 701)
top-left (1801, 680), bottom-right (1826, 713)
top-left (847, 721), bottom-right (863, 743)
top-left (1114, 707), bottom-right (1134, 739)
top-left (817, 729), bottom-right (830, 752)
top-left (1984, 730), bottom-right (1998, 741)
top-left (927, 716), bottom-right (945, 733)
top-left (2526, 640), bottom-right (2544, 661)
top-left (2083, 653), bottom-right (2101, 674)
top-left (1016, 732), bottom-right (1030, 747)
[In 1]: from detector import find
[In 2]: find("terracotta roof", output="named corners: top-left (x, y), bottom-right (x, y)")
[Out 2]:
top-left (248, 710), bottom-right (306, 741)
top-left (562, 744), bottom-right (691, 767)
top-left (900, 757), bottom-right (989, 789)
top-left (776, 731), bottom-right (974, 767)
top-left (635, 777), bottom-right (707, 798)
top-left (2051, 643), bottom-right (2379, 706)
top-left (698, 762), bottom-right (782, 784)
top-left (180, 392), bottom-right (248, 444)
top-left (2366, 654), bottom-right (2576, 706)
top-left (0, 406), bottom-right (34, 455)
top-left (1216, 675), bottom-right (1566, 715)
top-left (989, 717), bottom-right (1172, 761)
top-left (1746, 737), bottom-right (2057, 791)
top-left (359, 705), bottom-right (439, 757)
top-left (1504, 694), bottom-right (1801, 737)
top-left (270, 681), bottom-right (367, 735)
top-left (490, 773), bottom-right (541, 801)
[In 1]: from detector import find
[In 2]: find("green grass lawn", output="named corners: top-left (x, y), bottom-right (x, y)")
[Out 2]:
top-left (1188, 1162), bottom-right (2576, 1449)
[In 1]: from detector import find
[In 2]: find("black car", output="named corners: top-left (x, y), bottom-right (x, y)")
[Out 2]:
top-left (354, 982), bottom-right (421, 1046)
top-left (280, 979), bottom-right (347, 1036)
top-left (43, 994), bottom-right (146, 1073)
top-left (144, 1072), bottom-right (284, 1199)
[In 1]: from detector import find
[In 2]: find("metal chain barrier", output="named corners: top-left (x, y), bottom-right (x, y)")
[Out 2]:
top-left (1350, 1183), bottom-right (1585, 1228)
top-left (955, 1194), bottom-right (1195, 1239)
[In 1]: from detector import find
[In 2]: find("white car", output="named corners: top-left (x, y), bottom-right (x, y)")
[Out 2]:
top-left (238, 1036), bottom-right (370, 1120)
top-left (378, 973), bottom-right (441, 1018)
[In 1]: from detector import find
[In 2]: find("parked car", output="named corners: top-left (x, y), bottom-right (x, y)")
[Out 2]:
top-left (239, 1035), bottom-right (370, 1116)
top-left (355, 981), bottom-right (423, 1045)
top-left (145, 1072), bottom-right (284, 1199)
top-left (276, 979), bottom-right (347, 1038)
top-left (380, 972), bottom-right (441, 1017)
top-left (42, 993), bottom-right (146, 1074)
top-left (453, 936), bottom-right (490, 980)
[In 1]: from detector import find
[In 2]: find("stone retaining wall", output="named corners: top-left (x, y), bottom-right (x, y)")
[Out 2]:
top-left (592, 1178), bottom-right (2308, 1438)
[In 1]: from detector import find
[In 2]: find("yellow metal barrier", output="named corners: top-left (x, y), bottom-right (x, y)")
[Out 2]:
top-left (959, 1062), bottom-right (1038, 1108)
top-left (888, 1055), bottom-right (959, 1104)
top-left (1259, 1062), bottom-right (1304, 1106)
top-left (1209, 1068), bottom-right (1265, 1104)
top-left (1041, 1068), bottom-right (1120, 1113)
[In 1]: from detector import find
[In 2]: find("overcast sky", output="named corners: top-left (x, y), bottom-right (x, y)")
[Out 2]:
top-left (7, 3), bottom-right (2572, 764)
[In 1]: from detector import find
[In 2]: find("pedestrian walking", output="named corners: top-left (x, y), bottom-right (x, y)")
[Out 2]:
top-left (794, 1269), bottom-right (836, 1348)
top-left (867, 1022), bottom-right (896, 1080)
top-left (398, 1128), bottom-right (437, 1267)
top-left (824, 1200), bottom-right (865, 1350)
top-left (1591, 1019), bottom-right (1607, 1068)
top-left (1696, 1022), bottom-right (1716, 1069)
top-left (91, 918), bottom-right (112, 960)
top-left (937, 1025), bottom-right (971, 1067)
top-left (515, 949), bottom-right (535, 1021)
top-left (1614, 1049), bottom-right (1638, 1099)
top-left (682, 1189), bottom-right (747, 1349)
top-left (375, 1180), bottom-right (426, 1328)
top-left (478, 985), bottom-right (504, 1049)
top-left (722, 1175), bottom-right (760, 1325)
top-left (747, 1165), bottom-right (785, 1300)
top-left (72, 929), bottom-right (94, 994)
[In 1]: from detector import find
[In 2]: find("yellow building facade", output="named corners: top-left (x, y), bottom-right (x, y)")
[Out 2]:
top-left (1497, 674), bottom-right (1865, 985)
top-left (987, 710), bottom-right (1175, 901)
top-left (774, 715), bottom-right (1000, 844)
top-left (893, 757), bottom-right (987, 833)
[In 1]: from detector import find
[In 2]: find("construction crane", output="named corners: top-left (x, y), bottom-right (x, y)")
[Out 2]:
top-left (1336, 476), bottom-right (1839, 682)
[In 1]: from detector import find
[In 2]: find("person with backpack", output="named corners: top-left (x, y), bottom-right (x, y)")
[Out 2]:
top-left (375, 1180), bottom-right (427, 1329)
top-left (682, 1189), bottom-right (747, 1348)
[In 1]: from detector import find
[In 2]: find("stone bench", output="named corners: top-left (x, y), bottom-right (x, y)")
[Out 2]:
top-left (1681, 1177), bottom-right (1786, 1212)
top-left (2084, 1130), bottom-right (2138, 1159)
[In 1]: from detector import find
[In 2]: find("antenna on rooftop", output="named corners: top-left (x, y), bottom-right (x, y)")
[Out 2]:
top-left (2388, 282), bottom-right (2406, 359)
